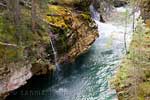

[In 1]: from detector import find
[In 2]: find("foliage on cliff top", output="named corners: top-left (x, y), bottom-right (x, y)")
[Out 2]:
top-left (0, 3), bottom-right (51, 68)
top-left (0, 1), bottom-right (97, 67)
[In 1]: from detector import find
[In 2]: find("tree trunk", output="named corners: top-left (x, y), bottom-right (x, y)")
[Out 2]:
top-left (7, 0), bottom-right (21, 44)
top-left (31, 0), bottom-right (36, 33)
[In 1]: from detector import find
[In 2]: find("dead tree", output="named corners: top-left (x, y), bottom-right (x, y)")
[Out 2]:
top-left (7, 0), bottom-right (21, 43)
top-left (31, 0), bottom-right (36, 33)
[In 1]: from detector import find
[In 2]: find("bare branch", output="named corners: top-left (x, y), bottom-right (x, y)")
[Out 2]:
top-left (0, 42), bottom-right (17, 47)
top-left (47, 14), bottom-right (71, 17)
top-left (0, 2), bottom-right (7, 8)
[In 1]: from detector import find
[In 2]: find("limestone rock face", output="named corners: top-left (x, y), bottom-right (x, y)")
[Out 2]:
top-left (0, 1), bottom-right (98, 99)
top-left (0, 62), bottom-right (32, 100)
top-left (45, 5), bottom-right (98, 63)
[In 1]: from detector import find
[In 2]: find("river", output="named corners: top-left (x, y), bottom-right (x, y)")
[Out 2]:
top-left (6, 7), bottom-right (140, 100)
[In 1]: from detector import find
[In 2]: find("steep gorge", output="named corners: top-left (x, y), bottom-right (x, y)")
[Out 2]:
top-left (0, 0), bottom-right (132, 100)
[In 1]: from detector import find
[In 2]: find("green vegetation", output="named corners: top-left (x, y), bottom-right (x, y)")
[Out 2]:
top-left (0, 0), bottom-right (96, 68)
top-left (111, 18), bottom-right (150, 100)
top-left (0, 10), bottom-right (49, 64)
top-left (2, 0), bottom-right (150, 99)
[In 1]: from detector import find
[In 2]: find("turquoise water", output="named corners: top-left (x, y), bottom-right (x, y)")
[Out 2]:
top-left (7, 35), bottom-right (122, 100)
top-left (7, 27), bottom-right (124, 100)
top-left (6, 7), bottom-right (140, 100)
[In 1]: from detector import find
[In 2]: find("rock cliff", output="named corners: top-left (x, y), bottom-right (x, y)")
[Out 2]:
top-left (0, 1), bottom-right (98, 99)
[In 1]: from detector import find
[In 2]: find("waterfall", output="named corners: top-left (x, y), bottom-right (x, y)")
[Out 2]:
top-left (89, 4), bottom-right (101, 35)
top-left (89, 4), bottom-right (100, 21)
top-left (49, 32), bottom-right (61, 72)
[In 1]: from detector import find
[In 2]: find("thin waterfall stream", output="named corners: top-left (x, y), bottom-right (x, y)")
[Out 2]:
top-left (6, 6), bottom-right (140, 100)
top-left (48, 31), bottom-right (60, 72)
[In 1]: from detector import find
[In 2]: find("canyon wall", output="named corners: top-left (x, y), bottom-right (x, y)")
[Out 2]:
top-left (0, 1), bottom-right (98, 99)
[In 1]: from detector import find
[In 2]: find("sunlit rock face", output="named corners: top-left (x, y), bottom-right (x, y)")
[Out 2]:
top-left (45, 4), bottom-right (99, 63)
top-left (0, 62), bottom-right (32, 100)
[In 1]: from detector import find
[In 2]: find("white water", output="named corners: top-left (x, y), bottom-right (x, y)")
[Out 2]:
top-left (90, 5), bottom-right (140, 51)
top-left (89, 5), bottom-right (140, 100)
top-left (49, 33), bottom-right (60, 71)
